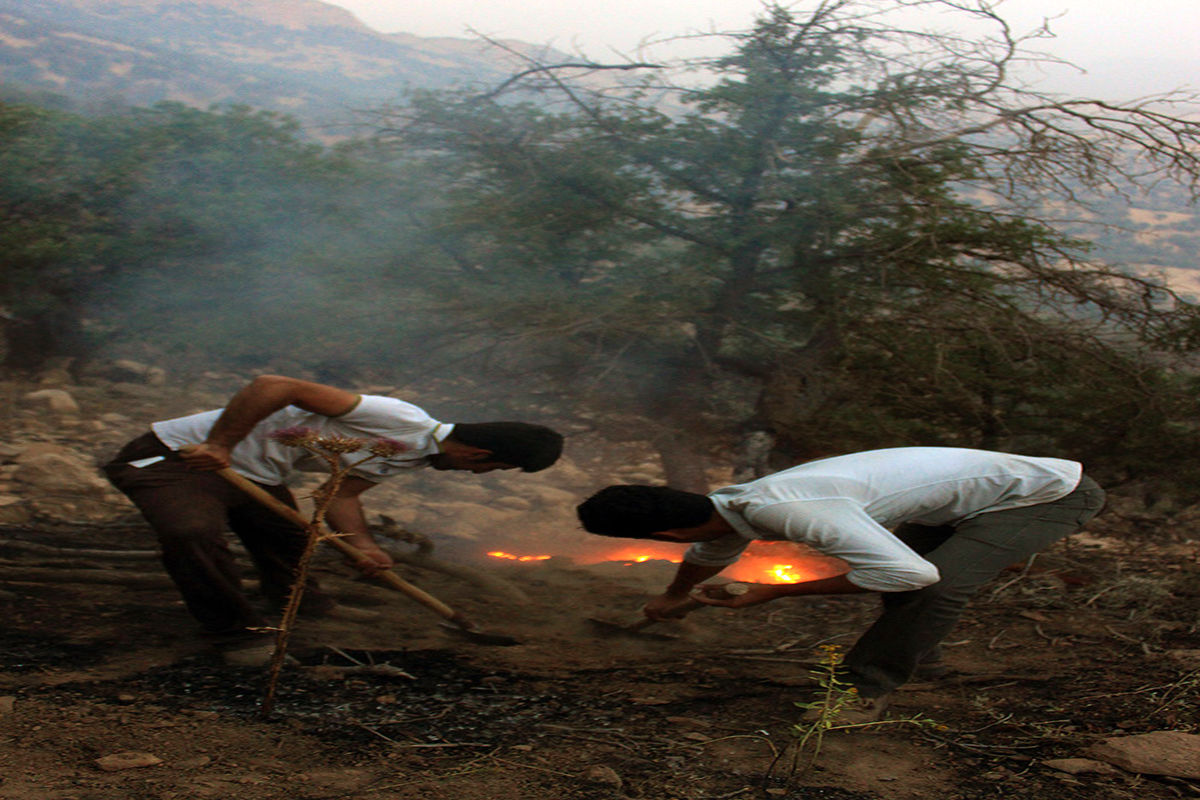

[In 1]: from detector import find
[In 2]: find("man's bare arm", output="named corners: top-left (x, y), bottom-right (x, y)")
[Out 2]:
top-left (692, 572), bottom-right (867, 609)
top-left (643, 560), bottom-right (728, 620)
top-left (323, 476), bottom-right (394, 573)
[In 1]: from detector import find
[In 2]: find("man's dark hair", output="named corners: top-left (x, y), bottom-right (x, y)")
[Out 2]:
top-left (448, 422), bottom-right (563, 472)
top-left (577, 485), bottom-right (715, 538)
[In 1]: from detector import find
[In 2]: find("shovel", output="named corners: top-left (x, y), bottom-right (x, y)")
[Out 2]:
top-left (587, 598), bottom-right (705, 640)
top-left (588, 583), bottom-right (748, 640)
top-left (210, 465), bottom-right (520, 646)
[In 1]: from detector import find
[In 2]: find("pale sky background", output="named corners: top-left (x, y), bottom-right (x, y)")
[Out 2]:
top-left (322, 0), bottom-right (1198, 99)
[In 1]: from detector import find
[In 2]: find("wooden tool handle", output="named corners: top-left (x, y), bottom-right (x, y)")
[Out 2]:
top-left (211, 466), bottom-right (467, 625)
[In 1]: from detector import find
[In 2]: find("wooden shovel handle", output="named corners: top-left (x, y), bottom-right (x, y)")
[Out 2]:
top-left (210, 466), bottom-right (470, 626)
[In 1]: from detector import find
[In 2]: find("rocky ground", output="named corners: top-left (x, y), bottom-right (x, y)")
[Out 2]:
top-left (1, 367), bottom-right (1199, 800)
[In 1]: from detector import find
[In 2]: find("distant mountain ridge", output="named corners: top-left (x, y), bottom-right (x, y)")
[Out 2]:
top-left (0, 0), bottom-right (547, 130)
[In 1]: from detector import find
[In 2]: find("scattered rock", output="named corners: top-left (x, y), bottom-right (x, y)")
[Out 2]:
top-left (37, 365), bottom-right (74, 387)
top-left (1042, 758), bottom-right (1120, 775)
top-left (526, 486), bottom-right (580, 506)
top-left (13, 452), bottom-right (109, 495)
top-left (1087, 731), bottom-right (1200, 779)
top-left (23, 388), bottom-right (80, 415)
top-left (493, 495), bottom-right (534, 511)
top-left (294, 768), bottom-right (377, 793)
top-left (108, 382), bottom-right (166, 399)
top-left (0, 696), bottom-right (15, 715)
top-left (94, 751), bottom-right (163, 771)
top-left (580, 764), bottom-right (623, 790)
top-left (97, 359), bottom-right (168, 386)
top-left (14, 443), bottom-right (69, 463)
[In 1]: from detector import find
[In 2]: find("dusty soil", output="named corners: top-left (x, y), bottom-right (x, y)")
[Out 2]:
top-left (1, 518), bottom-right (1198, 800)
top-left (1, 370), bottom-right (1198, 799)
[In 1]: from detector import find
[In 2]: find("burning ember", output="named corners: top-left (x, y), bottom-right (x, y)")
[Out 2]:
top-left (486, 551), bottom-right (552, 562)
top-left (486, 542), bottom-right (845, 585)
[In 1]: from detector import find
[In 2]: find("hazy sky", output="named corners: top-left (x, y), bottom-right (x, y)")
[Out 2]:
top-left (323, 0), bottom-right (1198, 98)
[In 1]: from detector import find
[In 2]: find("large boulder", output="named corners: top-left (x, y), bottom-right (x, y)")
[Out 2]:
top-left (1087, 731), bottom-right (1200, 779)
top-left (12, 450), bottom-right (108, 495)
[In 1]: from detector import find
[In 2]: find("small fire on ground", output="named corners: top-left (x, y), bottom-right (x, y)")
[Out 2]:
top-left (486, 542), bottom-right (845, 584)
top-left (487, 551), bottom-right (552, 562)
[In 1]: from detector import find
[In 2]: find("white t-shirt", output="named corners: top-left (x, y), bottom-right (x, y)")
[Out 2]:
top-left (151, 395), bottom-right (452, 485)
top-left (691, 447), bottom-right (1083, 592)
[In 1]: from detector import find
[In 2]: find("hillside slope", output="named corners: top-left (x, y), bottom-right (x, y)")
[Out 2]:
top-left (0, 0), bottom-right (549, 128)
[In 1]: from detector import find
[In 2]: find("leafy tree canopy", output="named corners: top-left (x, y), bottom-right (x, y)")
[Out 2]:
top-left (373, 0), bottom-right (1200, 492)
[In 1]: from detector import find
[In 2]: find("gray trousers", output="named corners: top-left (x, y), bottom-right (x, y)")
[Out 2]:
top-left (842, 475), bottom-right (1105, 696)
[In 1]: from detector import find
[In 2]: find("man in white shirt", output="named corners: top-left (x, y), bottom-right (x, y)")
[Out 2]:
top-left (104, 374), bottom-right (563, 657)
top-left (577, 447), bottom-right (1105, 720)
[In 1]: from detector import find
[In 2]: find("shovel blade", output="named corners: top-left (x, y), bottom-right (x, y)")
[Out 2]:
top-left (586, 617), bottom-right (679, 641)
top-left (437, 621), bottom-right (521, 647)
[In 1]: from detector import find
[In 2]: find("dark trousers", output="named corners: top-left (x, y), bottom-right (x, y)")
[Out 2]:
top-left (842, 475), bottom-right (1106, 696)
top-left (103, 432), bottom-right (332, 634)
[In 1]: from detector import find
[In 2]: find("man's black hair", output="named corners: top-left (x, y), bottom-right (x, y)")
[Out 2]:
top-left (576, 484), bottom-right (715, 538)
top-left (448, 422), bottom-right (563, 472)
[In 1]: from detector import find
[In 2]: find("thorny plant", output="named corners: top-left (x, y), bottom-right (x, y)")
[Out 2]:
top-left (777, 645), bottom-right (942, 779)
top-left (258, 427), bottom-right (407, 715)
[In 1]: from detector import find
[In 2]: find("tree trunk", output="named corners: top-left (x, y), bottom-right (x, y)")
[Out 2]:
top-left (653, 429), bottom-right (712, 493)
top-left (1, 301), bottom-right (90, 376)
top-left (730, 429), bottom-right (777, 483)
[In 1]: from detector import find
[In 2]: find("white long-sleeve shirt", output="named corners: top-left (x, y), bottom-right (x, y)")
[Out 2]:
top-left (689, 447), bottom-right (1082, 592)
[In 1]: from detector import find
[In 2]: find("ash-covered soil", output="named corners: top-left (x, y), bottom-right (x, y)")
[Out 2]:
top-left (1, 519), bottom-right (1198, 800)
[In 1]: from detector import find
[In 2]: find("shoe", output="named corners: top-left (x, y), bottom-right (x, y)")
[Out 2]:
top-left (210, 631), bottom-right (301, 667)
top-left (220, 639), bottom-right (279, 667)
top-left (800, 692), bottom-right (892, 725)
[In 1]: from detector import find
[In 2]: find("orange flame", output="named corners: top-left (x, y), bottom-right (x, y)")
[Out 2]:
top-left (484, 542), bottom-right (847, 585)
top-left (768, 564), bottom-right (804, 582)
top-left (487, 551), bottom-right (552, 562)
top-left (580, 541), bottom-right (846, 585)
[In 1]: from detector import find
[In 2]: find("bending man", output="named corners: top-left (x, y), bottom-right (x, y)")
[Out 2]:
top-left (105, 374), bottom-right (563, 660)
top-left (576, 447), bottom-right (1104, 721)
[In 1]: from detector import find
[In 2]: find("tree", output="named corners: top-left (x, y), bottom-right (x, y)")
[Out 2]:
top-left (0, 100), bottom-right (418, 374)
top-left (372, 0), bottom-right (1200, 493)
top-left (0, 100), bottom-right (133, 371)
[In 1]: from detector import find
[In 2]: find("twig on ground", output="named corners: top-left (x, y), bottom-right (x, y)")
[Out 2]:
top-left (988, 628), bottom-right (1020, 649)
top-left (920, 730), bottom-right (1041, 754)
top-left (0, 539), bottom-right (160, 560)
top-left (482, 755), bottom-right (577, 778)
top-left (724, 655), bottom-right (818, 665)
top-left (0, 566), bottom-right (172, 586)
top-left (989, 555), bottom-right (1038, 596)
